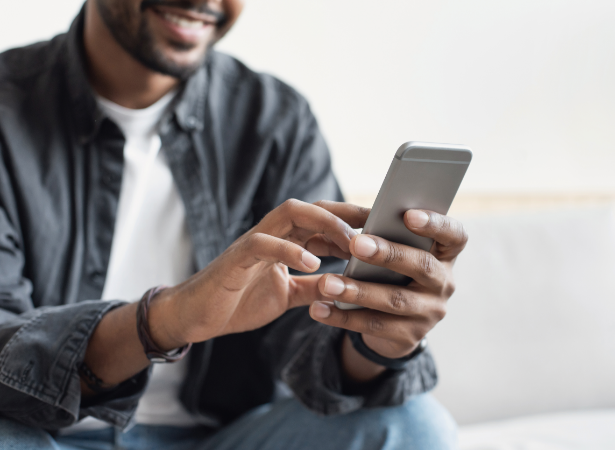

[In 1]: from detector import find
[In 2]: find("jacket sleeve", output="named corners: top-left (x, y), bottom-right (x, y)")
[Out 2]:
top-left (262, 95), bottom-right (439, 415)
top-left (0, 158), bottom-right (148, 431)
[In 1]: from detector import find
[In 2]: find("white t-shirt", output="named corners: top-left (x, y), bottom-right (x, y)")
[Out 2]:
top-left (64, 90), bottom-right (198, 432)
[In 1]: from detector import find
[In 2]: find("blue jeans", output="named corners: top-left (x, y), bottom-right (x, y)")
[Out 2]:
top-left (0, 395), bottom-right (457, 450)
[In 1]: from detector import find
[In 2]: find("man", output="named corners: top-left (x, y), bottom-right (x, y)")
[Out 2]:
top-left (0, 0), bottom-right (468, 448)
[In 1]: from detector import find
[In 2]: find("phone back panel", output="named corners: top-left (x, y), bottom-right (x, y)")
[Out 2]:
top-left (343, 142), bottom-right (472, 287)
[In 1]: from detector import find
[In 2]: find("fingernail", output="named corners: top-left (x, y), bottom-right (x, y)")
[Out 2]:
top-left (406, 210), bottom-right (430, 228)
top-left (324, 276), bottom-right (345, 296)
top-left (354, 235), bottom-right (378, 257)
top-left (302, 251), bottom-right (321, 270)
top-left (347, 226), bottom-right (358, 238)
top-left (311, 301), bottom-right (332, 319)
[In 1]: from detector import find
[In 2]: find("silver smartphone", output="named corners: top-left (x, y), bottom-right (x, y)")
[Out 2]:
top-left (335, 141), bottom-right (472, 310)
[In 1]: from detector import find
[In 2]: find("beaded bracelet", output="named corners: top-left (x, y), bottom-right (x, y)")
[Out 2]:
top-left (78, 361), bottom-right (118, 394)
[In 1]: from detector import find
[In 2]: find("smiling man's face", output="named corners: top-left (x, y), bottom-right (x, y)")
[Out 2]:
top-left (95, 0), bottom-right (244, 79)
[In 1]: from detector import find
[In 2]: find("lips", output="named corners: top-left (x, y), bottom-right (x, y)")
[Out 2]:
top-left (158, 10), bottom-right (210, 29)
top-left (148, 6), bottom-right (218, 44)
top-left (153, 5), bottom-right (220, 25)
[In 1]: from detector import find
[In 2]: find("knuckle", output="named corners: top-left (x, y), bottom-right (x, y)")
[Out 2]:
top-left (398, 331), bottom-right (417, 350)
top-left (432, 212), bottom-right (447, 228)
top-left (389, 289), bottom-right (408, 312)
top-left (436, 216), bottom-right (469, 248)
top-left (458, 223), bottom-right (469, 246)
top-left (339, 310), bottom-right (351, 327)
top-left (313, 199), bottom-right (329, 209)
top-left (418, 252), bottom-right (438, 277)
top-left (384, 243), bottom-right (405, 264)
top-left (448, 218), bottom-right (469, 247)
top-left (281, 198), bottom-right (301, 214)
top-left (436, 215), bottom-right (453, 236)
top-left (356, 205), bottom-right (371, 217)
top-left (444, 279), bottom-right (456, 298)
top-left (432, 303), bottom-right (447, 322)
top-left (354, 284), bottom-right (368, 304)
top-left (245, 232), bottom-right (264, 250)
top-left (368, 316), bottom-right (386, 333)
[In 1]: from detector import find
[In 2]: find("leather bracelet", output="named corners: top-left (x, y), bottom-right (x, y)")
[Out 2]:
top-left (347, 331), bottom-right (427, 370)
top-left (137, 286), bottom-right (192, 363)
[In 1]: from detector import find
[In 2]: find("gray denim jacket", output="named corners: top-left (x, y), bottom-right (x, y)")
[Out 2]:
top-left (0, 10), bottom-right (437, 431)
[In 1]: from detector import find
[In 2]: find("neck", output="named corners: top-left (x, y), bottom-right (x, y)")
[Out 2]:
top-left (83, 0), bottom-right (179, 109)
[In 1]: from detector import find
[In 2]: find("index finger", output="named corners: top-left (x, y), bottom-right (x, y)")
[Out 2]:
top-left (404, 210), bottom-right (468, 258)
top-left (312, 200), bottom-right (371, 230)
top-left (257, 199), bottom-right (360, 253)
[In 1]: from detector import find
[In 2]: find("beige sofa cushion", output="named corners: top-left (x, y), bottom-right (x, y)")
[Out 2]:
top-left (428, 205), bottom-right (615, 425)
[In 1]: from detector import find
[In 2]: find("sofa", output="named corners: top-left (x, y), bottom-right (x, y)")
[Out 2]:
top-left (427, 202), bottom-right (615, 448)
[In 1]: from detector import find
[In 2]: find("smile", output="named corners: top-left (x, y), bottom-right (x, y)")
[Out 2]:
top-left (160, 11), bottom-right (208, 30)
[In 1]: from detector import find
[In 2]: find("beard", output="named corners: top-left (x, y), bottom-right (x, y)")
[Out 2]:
top-left (96, 0), bottom-right (225, 80)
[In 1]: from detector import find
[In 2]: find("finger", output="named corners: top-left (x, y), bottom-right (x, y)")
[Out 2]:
top-left (349, 235), bottom-right (446, 290)
top-left (304, 235), bottom-right (352, 260)
top-left (288, 200), bottom-right (370, 243)
top-left (317, 275), bottom-right (447, 320)
top-left (312, 200), bottom-right (371, 229)
top-left (404, 210), bottom-right (468, 258)
top-left (309, 301), bottom-right (421, 346)
top-left (287, 274), bottom-right (327, 308)
top-left (234, 233), bottom-right (322, 273)
top-left (258, 199), bottom-right (357, 252)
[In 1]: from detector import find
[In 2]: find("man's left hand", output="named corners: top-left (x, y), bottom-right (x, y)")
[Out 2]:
top-left (309, 209), bottom-right (468, 361)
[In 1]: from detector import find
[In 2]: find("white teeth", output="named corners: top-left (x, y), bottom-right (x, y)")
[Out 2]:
top-left (162, 12), bottom-right (204, 29)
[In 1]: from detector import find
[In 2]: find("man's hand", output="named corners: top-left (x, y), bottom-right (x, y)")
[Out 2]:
top-left (307, 209), bottom-right (468, 378)
top-left (150, 199), bottom-right (368, 348)
top-left (82, 201), bottom-right (466, 391)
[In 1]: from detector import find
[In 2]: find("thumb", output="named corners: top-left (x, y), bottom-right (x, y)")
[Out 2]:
top-left (288, 274), bottom-right (327, 309)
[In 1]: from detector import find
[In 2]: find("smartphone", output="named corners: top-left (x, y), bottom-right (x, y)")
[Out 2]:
top-left (335, 141), bottom-right (472, 310)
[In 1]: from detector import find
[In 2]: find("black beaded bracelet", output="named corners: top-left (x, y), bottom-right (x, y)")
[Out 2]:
top-left (78, 361), bottom-right (119, 394)
top-left (347, 331), bottom-right (427, 370)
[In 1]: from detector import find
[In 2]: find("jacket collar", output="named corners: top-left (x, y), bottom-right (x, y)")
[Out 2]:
top-left (62, 6), bottom-right (208, 143)
top-left (63, 7), bottom-right (103, 144)
top-left (174, 63), bottom-right (208, 133)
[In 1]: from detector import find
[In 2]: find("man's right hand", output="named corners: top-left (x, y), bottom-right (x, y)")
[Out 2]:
top-left (82, 199), bottom-right (369, 393)
top-left (151, 199), bottom-right (369, 349)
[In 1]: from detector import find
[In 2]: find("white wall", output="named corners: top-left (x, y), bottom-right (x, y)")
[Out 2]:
top-left (2, 0), bottom-right (614, 197)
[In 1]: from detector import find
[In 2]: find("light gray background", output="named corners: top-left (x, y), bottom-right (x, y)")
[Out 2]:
top-left (1, 0), bottom-right (614, 198)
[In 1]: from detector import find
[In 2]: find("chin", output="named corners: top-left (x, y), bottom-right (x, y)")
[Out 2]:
top-left (166, 51), bottom-right (207, 68)
top-left (162, 38), bottom-right (210, 61)
top-left (140, 40), bottom-right (210, 78)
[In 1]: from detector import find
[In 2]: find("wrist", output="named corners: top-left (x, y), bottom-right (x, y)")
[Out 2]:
top-left (361, 333), bottom-right (422, 359)
top-left (147, 287), bottom-right (189, 350)
top-left (349, 331), bottom-right (427, 370)
top-left (341, 333), bottom-right (387, 383)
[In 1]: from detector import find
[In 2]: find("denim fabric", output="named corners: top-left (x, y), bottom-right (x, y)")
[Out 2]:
top-left (0, 395), bottom-right (457, 450)
top-left (0, 7), bottom-right (437, 432)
